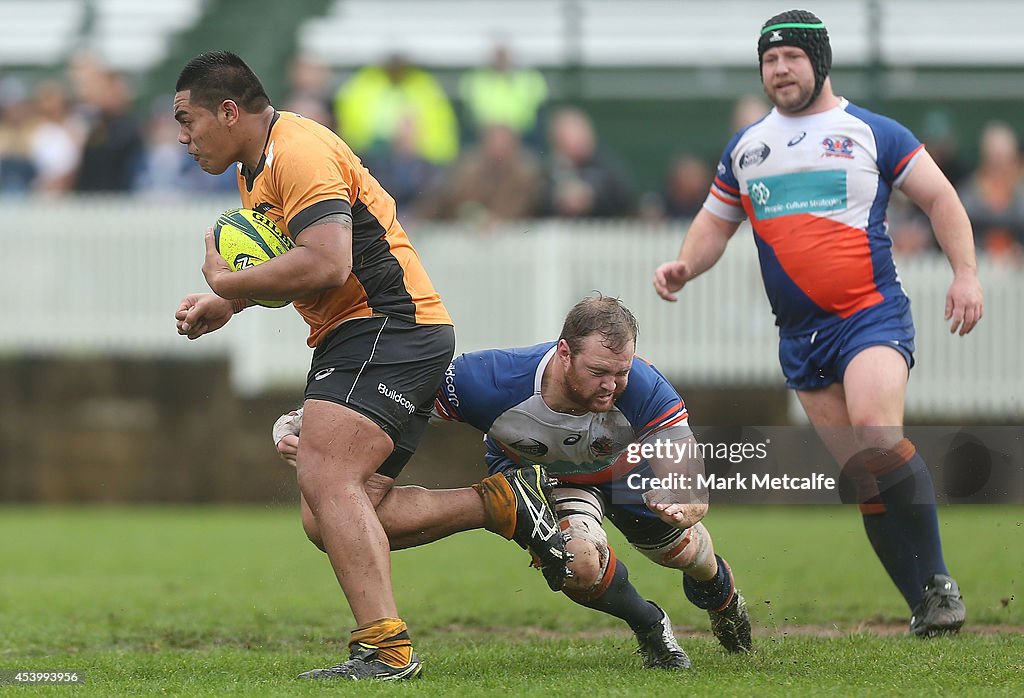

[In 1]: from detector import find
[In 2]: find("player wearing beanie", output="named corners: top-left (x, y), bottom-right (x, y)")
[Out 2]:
top-left (655, 10), bottom-right (983, 637)
top-left (757, 9), bottom-right (832, 111)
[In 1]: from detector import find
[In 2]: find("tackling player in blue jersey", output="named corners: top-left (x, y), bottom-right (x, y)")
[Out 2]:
top-left (654, 9), bottom-right (983, 637)
top-left (276, 295), bottom-right (752, 669)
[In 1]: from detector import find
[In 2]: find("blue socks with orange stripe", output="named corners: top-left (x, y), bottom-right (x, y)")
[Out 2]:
top-left (683, 554), bottom-right (734, 610)
top-left (860, 439), bottom-right (948, 610)
top-left (565, 557), bottom-right (663, 633)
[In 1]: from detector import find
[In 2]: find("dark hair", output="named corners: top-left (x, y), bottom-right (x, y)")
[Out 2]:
top-left (175, 51), bottom-right (270, 113)
top-left (560, 294), bottom-right (639, 354)
top-left (757, 9), bottom-right (832, 107)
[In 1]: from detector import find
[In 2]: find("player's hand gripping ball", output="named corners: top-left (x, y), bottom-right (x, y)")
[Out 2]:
top-left (213, 208), bottom-right (294, 308)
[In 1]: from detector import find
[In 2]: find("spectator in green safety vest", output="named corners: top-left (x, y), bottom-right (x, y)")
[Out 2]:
top-left (333, 52), bottom-right (459, 166)
top-left (459, 42), bottom-right (548, 149)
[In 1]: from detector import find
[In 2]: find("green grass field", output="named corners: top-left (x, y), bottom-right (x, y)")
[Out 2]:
top-left (1, 505), bottom-right (1021, 696)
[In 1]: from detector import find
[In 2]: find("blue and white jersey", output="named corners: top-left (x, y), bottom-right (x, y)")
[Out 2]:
top-left (704, 98), bottom-right (923, 337)
top-left (432, 342), bottom-right (692, 484)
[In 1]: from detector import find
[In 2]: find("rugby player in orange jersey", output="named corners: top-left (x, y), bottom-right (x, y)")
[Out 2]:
top-left (171, 51), bottom-right (568, 681)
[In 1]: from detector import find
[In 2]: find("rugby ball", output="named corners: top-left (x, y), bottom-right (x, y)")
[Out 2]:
top-left (213, 208), bottom-right (294, 308)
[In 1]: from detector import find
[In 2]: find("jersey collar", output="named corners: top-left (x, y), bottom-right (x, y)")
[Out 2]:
top-left (240, 110), bottom-right (280, 192)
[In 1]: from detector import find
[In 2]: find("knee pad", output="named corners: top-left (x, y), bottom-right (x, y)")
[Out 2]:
top-left (634, 521), bottom-right (713, 572)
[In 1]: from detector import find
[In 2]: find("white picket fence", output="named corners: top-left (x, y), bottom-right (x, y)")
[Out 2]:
top-left (2, 198), bottom-right (1020, 418)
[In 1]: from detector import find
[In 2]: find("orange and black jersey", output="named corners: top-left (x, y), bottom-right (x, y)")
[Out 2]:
top-left (237, 111), bottom-right (451, 347)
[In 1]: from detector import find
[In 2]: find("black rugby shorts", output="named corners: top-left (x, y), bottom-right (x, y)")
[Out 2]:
top-left (305, 316), bottom-right (455, 477)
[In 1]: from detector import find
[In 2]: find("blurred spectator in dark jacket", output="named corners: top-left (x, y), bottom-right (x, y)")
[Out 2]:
top-left (541, 107), bottom-right (635, 219)
top-left (368, 114), bottom-right (445, 216)
top-left (0, 76), bottom-right (36, 193)
top-left (645, 154), bottom-right (713, 221)
top-left (920, 109), bottom-right (970, 190)
top-left (958, 120), bottom-right (1024, 264)
top-left (429, 123), bottom-right (540, 224)
top-left (74, 71), bottom-right (144, 192)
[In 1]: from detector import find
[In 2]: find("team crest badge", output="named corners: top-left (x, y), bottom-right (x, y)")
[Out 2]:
top-left (821, 136), bottom-right (855, 159)
top-left (589, 436), bottom-right (619, 457)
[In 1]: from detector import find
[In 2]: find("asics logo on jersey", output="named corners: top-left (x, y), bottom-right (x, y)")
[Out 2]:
top-left (750, 181), bottom-right (771, 206)
top-left (314, 368), bottom-right (335, 380)
top-left (788, 132), bottom-right (807, 146)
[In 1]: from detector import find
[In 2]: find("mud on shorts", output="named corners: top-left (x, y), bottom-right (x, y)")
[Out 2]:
top-left (305, 315), bottom-right (455, 478)
top-left (778, 295), bottom-right (916, 391)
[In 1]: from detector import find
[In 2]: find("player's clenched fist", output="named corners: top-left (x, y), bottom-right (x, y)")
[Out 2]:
top-left (175, 293), bottom-right (234, 340)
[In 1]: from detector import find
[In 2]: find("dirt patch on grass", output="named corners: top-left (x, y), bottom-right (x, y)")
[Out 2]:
top-left (432, 621), bottom-right (1024, 641)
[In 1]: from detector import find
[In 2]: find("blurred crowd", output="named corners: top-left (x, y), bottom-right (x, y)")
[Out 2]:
top-left (1, 46), bottom-right (1022, 263)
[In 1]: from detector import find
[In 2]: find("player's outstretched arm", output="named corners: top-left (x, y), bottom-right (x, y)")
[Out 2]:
top-left (899, 151), bottom-right (984, 335)
top-left (174, 293), bottom-right (237, 340)
top-left (653, 209), bottom-right (741, 301)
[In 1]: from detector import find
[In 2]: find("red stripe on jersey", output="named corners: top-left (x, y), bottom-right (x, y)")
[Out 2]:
top-left (711, 188), bottom-right (741, 207)
top-left (556, 453), bottom-right (640, 486)
top-left (637, 411), bottom-right (690, 444)
top-left (642, 401), bottom-right (686, 431)
top-left (894, 144), bottom-right (924, 178)
top-left (714, 176), bottom-right (740, 195)
top-left (433, 396), bottom-right (462, 421)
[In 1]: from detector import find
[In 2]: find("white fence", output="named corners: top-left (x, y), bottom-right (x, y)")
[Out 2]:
top-left (2, 198), bottom-right (1020, 418)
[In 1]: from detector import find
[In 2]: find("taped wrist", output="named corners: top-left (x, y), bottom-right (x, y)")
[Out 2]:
top-left (272, 408), bottom-right (303, 446)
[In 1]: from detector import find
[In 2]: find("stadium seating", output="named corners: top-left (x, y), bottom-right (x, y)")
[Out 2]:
top-left (297, 0), bottom-right (1024, 68)
top-left (297, 0), bottom-right (569, 67)
top-left (86, 0), bottom-right (206, 72)
top-left (0, 1), bottom-right (85, 67)
top-left (0, 0), bottom-right (205, 71)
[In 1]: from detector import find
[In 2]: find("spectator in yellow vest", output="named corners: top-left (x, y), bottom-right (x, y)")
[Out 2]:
top-left (459, 42), bottom-right (548, 149)
top-left (333, 53), bottom-right (458, 166)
